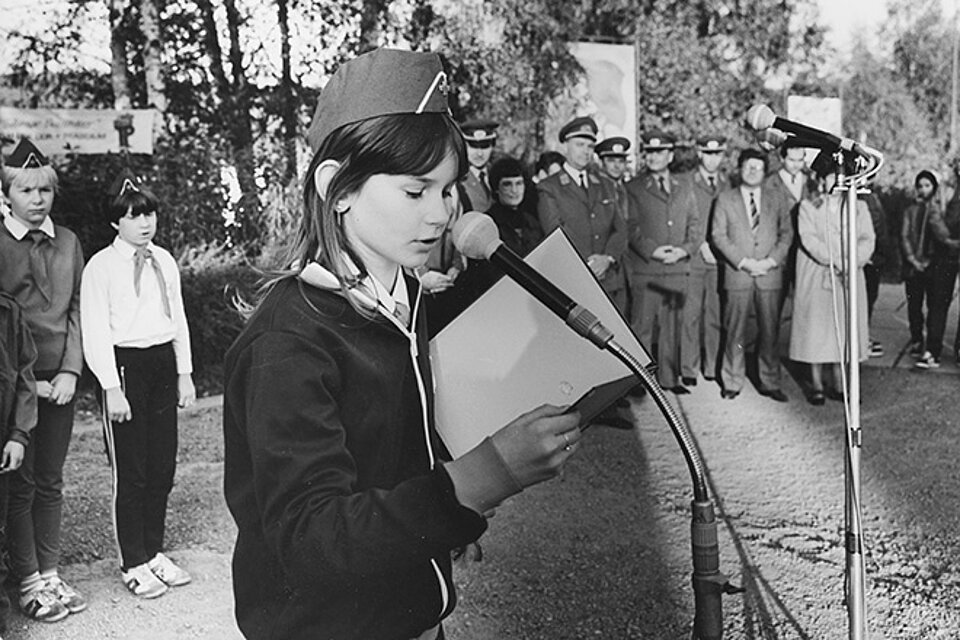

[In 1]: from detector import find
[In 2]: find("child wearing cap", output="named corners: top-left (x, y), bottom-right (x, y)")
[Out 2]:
top-left (0, 139), bottom-right (86, 622)
top-left (0, 292), bottom-right (39, 639)
top-left (80, 172), bottom-right (196, 599)
top-left (223, 47), bottom-right (583, 640)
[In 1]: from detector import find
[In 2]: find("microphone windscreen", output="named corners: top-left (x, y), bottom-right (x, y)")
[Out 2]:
top-left (745, 104), bottom-right (776, 131)
top-left (452, 211), bottom-right (502, 260)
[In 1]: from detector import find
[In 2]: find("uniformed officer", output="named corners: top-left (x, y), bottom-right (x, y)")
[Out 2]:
top-left (679, 134), bottom-right (727, 385)
top-left (537, 116), bottom-right (628, 312)
top-left (596, 136), bottom-right (631, 185)
top-left (625, 130), bottom-right (701, 394)
top-left (460, 119), bottom-right (499, 212)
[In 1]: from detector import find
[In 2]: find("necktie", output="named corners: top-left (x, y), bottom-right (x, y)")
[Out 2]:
top-left (658, 176), bottom-right (667, 194)
top-left (134, 246), bottom-right (172, 317)
top-left (27, 230), bottom-right (52, 304)
top-left (749, 192), bottom-right (760, 232)
top-left (479, 170), bottom-right (490, 197)
top-left (393, 301), bottom-right (411, 328)
top-left (708, 176), bottom-right (716, 193)
top-left (579, 172), bottom-right (588, 192)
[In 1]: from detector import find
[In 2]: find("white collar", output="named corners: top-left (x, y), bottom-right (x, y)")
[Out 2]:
top-left (298, 256), bottom-right (414, 320)
top-left (111, 235), bottom-right (156, 259)
top-left (4, 213), bottom-right (55, 241)
top-left (563, 162), bottom-right (589, 183)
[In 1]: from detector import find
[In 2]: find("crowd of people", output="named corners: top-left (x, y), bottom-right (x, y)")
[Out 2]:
top-left (0, 139), bottom-right (195, 637)
top-left (421, 114), bottom-right (960, 406)
top-left (2, 45), bottom-right (959, 640)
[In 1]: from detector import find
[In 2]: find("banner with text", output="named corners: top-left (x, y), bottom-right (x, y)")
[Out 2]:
top-left (0, 108), bottom-right (156, 155)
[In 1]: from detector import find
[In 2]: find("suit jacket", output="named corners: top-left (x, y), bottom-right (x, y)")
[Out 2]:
top-left (537, 169), bottom-right (627, 291)
top-left (711, 184), bottom-right (793, 291)
top-left (765, 171), bottom-right (805, 207)
top-left (683, 170), bottom-right (726, 273)
top-left (624, 171), bottom-right (700, 278)
top-left (461, 169), bottom-right (493, 213)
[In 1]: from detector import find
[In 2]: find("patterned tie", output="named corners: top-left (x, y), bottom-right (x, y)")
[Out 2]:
top-left (749, 192), bottom-right (760, 233)
top-left (27, 230), bottom-right (52, 304)
top-left (393, 301), bottom-right (411, 328)
top-left (133, 246), bottom-right (171, 317)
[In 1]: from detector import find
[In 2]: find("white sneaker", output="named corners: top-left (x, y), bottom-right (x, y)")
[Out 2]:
top-left (148, 552), bottom-right (192, 587)
top-left (915, 351), bottom-right (941, 369)
top-left (122, 563), bottom-right (168, 599)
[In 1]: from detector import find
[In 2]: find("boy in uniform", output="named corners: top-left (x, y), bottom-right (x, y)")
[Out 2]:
top-left (80, 171), bottom-right (196, 598)
top-left (0, 139), bottom-right (86, 622)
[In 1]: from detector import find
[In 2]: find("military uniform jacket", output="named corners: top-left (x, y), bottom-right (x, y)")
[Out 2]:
top-left (683, 170), bottom-right (725, 274)
top-left (537, 169), bottom-right (627, 290)
top-left (223, 275), bottom-right (487, 640)
top-left (624, 171), bottom-right (701, 278)
top-left (461, 169), bottom-right (493, 213)
top-left (711, 184), bottom-right (794, 291)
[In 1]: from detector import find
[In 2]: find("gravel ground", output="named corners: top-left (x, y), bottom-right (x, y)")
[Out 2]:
top-left (5, 358), bottom-right (959, 639)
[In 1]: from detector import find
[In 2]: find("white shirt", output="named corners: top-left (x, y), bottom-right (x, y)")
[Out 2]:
top-left (80, 236), bottom-right (193, 390)
top-left (778, 168), bottom-right (805, 202)
top-left (563, 162), bottom-right (590, 188)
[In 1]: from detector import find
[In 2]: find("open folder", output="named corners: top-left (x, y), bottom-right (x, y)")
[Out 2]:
top-left (430, 228), bottom-right (652, 459)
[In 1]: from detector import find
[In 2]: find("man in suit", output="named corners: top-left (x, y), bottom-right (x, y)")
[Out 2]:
top-left (625, 130), bottom-right (700, 394)
top-left (538, 116), bottom-right (628, 313)
top-left (711, 148), bottom-right (794, 401)
top-left (460, 119), bottom-right (499, 212)
top-left (680, 134), bottom-right (726, 386)
top-left (765, 140), bottom-right (807, 301)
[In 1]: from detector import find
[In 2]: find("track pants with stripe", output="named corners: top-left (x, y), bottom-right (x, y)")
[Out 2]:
top-left (102, 342), bottom-right (178, 571)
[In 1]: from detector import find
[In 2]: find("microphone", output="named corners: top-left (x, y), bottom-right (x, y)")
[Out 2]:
top-left (745, 104), bottom-right (873, 158)
top-left (754, 127), bottom-right (823, 152)
top-left (451, 212), bottom-right (614, 349)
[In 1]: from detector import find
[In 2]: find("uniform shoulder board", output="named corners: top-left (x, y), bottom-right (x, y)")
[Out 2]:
top-left (559, 173), bottom-right (571, 186)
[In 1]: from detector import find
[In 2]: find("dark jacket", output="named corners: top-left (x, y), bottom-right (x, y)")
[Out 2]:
top-left (625, 171), bottom-right (701, 278)
top-left (901, 199), bottom-right (936, 276)
top-left (223, 275), bottom-right (486, 640)
top-left (0, 293), bottom-right (37, 446)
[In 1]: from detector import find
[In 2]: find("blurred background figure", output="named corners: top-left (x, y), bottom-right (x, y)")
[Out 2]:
top-left (899, 170), bottom-right (940, 362)
top-left (533, 151), bottom-right (565, 185)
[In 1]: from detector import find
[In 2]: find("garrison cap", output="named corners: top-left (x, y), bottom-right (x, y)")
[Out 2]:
top-left (461, 119), bottom-right (499, 146)
top-left (107, 168), bottom-right (144, 199)
top-left (5, 138), bottom-right (49, 169)
top-left (596, 136), bottom-right (631, 158)
top-left (696, 134), bottom-right (727, 152)
top-left (641, 130), bottom-right (676, 151)
top-left (559, 116), bottom-right (598, 143)
top-left (306, 48), bottom-right (451, 153)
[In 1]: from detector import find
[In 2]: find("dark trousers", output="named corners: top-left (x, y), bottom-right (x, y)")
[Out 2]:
top-left (681, 267), bottom-right (721, 379)
top-left (721, 286), bottom-right (782, 393)
top-left (925, 261), bottom-right (959, 358)
top-left (102, 343), bottom-right (178, 570)
top-left (0, 473), bottom-right (10, 632)
top-left (904, 272), bottom-right (928, 345)
top-left (8, 376), bottom-right (75, 579)
top-left (631, 274), bottom-right (685, 388)
top-left (864, 262), bottom-right (880, 322)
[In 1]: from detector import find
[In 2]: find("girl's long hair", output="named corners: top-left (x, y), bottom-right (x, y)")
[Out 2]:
top-left (248, 112), bottom-right (467, 314)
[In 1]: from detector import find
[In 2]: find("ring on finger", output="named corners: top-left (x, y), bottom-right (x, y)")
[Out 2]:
top-left (562, 432), bottom-right (572, 451)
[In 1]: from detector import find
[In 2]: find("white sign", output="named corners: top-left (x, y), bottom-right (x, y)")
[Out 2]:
top-left (0, 108), bottom-right (156, 155)
top-left (548, 43), bottom-right (638, 158)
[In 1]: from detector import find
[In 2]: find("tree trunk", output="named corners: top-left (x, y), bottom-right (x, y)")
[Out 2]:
top-left (196, 0), bottom-right (228, 105)
top-left (277, 0), bottom-right (297, 182)
top-left (222, 0), bottom-right (260, 248)
top-left (137, 0), bottom-right (167, 113)
top-left (108, 0), bottom-right (132, 110)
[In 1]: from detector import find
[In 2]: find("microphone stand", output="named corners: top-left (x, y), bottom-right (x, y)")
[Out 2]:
top-left (829, 146), bottom-right (883, 640)
top-left (601, 335), bottom-right (740, 640)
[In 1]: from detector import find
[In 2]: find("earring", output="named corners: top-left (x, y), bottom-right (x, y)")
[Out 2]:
top-left (335, 201), bottom-right (349, 214)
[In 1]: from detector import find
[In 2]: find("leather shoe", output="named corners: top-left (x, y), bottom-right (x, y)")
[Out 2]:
top-left (825, 388), bottom-right (844, 402)
top-left (681, 376), bottom-right (698, 387)
top-left (807, 390), bottom-right (825, 405)
top-left (759, 388), bottom-right (788, 402)
top-left (721, 389), bottom-right (740, 399)
top-left (667, 385), bottom-right (690, 395)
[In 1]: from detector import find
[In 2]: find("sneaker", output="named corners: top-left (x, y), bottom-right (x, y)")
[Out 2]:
top-left (46, 576), bottom-right (87, 613)
top-left (868, 339), bottom-right (884, 358)
top-left (908, 341), bottom-right (925, 357)
top-left (122, 563), bottom-right (168, 599)
top-left (148, 552), bottom-right (192, 587)
top-left (915, 351), bottom-right (941, 369)
top-left (19, 584), bottom-right (69, 622)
